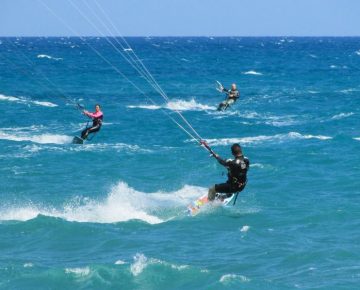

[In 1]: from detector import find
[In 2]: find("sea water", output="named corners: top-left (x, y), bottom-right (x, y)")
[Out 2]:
top-left (0, 37), bottom-right (360, 289)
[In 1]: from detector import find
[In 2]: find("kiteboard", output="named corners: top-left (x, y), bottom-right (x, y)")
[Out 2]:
top-left (72, 136), bottom-right (84, 144)
top-left (187, 193), bottom-right (237, 216)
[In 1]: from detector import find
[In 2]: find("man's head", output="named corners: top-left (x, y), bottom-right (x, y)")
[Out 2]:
top-left (95, 104), bottom-right (101, 112)
top-left (231, 143), bottom-right (242, 156)
top-left (231, 83), bottom-right (237, 91)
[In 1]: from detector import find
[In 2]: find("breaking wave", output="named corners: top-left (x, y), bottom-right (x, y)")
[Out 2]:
top-left (0, 94), bottom-right (57, 107)
top-left (0, 182), bottom-right (204, 225)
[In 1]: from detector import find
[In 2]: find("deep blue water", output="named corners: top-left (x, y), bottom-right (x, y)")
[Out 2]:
top-left (1, 37), bottom-right (360, 289)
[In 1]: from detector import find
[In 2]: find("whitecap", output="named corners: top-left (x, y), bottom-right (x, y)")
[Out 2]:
top-left (355, 50), bottom-right (360, 56)
top-left (65, 267), bottom-right (90, 276)
top-left (204, 132), bottom-right (332, 146)
top-left (250, 163), bottom-right (264, 169)
top-left (127, 104), bottom-right (161, 110)
top-left (128, 99), bottom-right (215, 112)
top-left (37, 54), bottom-right (63, 61)
top-left (0, 93), bottom-right (57, 107)
top-left (23, 263), bottom-right (34, 268)
top-left (115, 260), bottom-right (126, 265)
top-left (32, 100), bottom-right (58, 107)
top-left (0, 131), bottom-right (72, 144)
top-left (165, 99), bottom-right (215, 111)
top-left (130, 254), bottom-right (148, 276)
top-left (243, 70), bottom-right (263, 76)
top-left (129, 253), bottom-right (188, 276)
top-left (220, 274), bottom-right (250, 283)
top-left (331, 112), bottom-right (354, 120)
top-left (240, 225), bottom-right (250, 232)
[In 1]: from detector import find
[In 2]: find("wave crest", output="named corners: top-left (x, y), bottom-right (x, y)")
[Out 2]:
top-left (0, 182), bottom-right (204, 224)
top-left (204, 132), bottom-right (332, 146)
top-left (243, 70), bottom-right (263, 76)
top-left (37, 54), bottom-right (63, 61)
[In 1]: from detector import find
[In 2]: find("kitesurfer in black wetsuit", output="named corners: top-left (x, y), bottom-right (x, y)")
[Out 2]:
top-left (207, 143), bottom-right (249, 201)
top-left (218, 83), bottom-right (240, 111)
top-left (81, 104), bottom-right (103, 140)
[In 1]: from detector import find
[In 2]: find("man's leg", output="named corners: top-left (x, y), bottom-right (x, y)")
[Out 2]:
top-left (208, 186), bottom-right (216, 201)
top-left (81, 128), bottom-right (90, 139)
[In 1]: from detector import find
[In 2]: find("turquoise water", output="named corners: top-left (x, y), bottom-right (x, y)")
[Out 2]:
top-left (1, 37), bottom-right (360, 289)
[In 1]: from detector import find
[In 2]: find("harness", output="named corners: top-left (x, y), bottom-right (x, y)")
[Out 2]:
top-left (227, 89), bottom-right (239, 101)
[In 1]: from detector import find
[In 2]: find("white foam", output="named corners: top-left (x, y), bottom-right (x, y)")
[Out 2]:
top-left (220, 274), bottom-right (250, 283)
top-left (127, 104), bottom-right (161, 110)
top-left (128, 99), bottom-right (215, 112)
top-left (32, 100), bottom-right (58, 107)
top-left (214, 110), bottom-right (298, 127)
top-left (240, 225), bottom-right (250, 232)
top-left (0, 94), bottom-right (57, 107)
top-left (123, 48), bottom-right (133, 52)
top-left (354, 137), bottom-right (360, 141)
top-left (0, 182), bottom-right (203, 224)
top-left (23, 263), bottom-right (34, 268)
top-left (129, 253), bottom-right (188, 276)
top-left (130, 254), bottom-right (148, 276)
top-left (70, 143), bottom-right (151, 153)
top-left (204, 132), bottom-right (332, 146)
top-left (65, 267), bottom-right (90, 276)
top-left (0, 131), bottom-right (72, 144)
top-left (166, 99), bottom-right (215, 111)
top-left (355, 50), bottom-right (360, 56)
top-left (243, 70), bottom-right (263, 76)
top-left (251, 163), bottom-right (264, 169)
top-left (37, 54), bottom-right (63, 61)
top-left (331, 112), bottom-right (354, 120)
top-left (115, 260), bottom-right (126, 265)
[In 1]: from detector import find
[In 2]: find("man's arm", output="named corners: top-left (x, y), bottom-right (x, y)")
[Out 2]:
top-left (214, 155), bottom-right (228, 167)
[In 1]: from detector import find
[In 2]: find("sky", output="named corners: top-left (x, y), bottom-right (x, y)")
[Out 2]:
top-left (0, 0), bottom-right (359, 37)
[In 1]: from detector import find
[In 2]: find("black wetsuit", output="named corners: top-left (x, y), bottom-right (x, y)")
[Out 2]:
top-left (81, 114), bottom-right (103, 139)
top-left (223, 88), bottom-right (240, 101)
top-left (214, 155), bottom-right (250, 196)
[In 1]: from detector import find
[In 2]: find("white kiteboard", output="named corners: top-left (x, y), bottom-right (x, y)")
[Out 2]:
top-left (187, 193), bottom-right (237, 216)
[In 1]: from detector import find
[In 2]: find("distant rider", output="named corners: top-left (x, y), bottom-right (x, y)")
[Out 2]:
top-left (202, 142), bottom-right (249, 201)
top-left (81, 104), bottom-right (103, 140)
top-left (218, 83), bottom-right (240, 110)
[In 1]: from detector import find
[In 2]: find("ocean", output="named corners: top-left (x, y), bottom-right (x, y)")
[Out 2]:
top-left (0, 37), bottom-right (360, 289)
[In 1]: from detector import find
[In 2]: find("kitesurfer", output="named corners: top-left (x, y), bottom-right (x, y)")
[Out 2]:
top-left (203, 142), bottom-right (249, 201)
top-left (81, 104), bottom-right (103, 140)
top-left (218, 83), bottom-right (240, 111)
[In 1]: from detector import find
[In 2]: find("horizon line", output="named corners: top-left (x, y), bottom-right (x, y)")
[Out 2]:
top-left (1, 35), bottom-right (360, 38)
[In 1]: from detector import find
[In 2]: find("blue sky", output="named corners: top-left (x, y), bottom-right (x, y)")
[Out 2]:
top-left (1, 0), bottom-right (359, 36)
